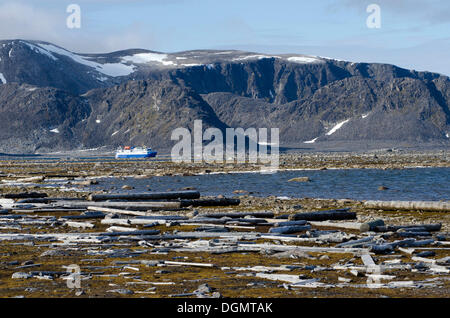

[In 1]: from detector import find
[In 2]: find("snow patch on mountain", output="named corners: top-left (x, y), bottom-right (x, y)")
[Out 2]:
top-left (37, 43), bottom-right (135, 77)
top-left (326, 119), bottom-right (351, 136)
top-left (0, 73), bottom-right (6, 84)
top-left (304, 137), bottom-right (318, 144)
top-left (22, 42), bottom-right (58, 61)
top-left (233, 55), bottom-right (280, 61)
top-left (287, 56), bottom-right (320, 63)
top-left (122, 53), bottom-right (175, 66)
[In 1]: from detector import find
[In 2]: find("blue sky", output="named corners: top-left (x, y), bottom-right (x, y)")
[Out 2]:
top-left (1, 0), bottom-right (449, 75)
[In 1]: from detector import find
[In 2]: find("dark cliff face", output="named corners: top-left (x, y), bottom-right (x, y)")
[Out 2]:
top-left (0, 40), bottom-right (449, 153)
top-left (0, 83), bottom-right (90, 152)
top-left (77, 79), bottom-right (228, 150)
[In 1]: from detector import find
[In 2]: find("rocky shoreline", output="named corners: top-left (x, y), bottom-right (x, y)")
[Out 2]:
top-left (0, 151), bottom-right (448, 298)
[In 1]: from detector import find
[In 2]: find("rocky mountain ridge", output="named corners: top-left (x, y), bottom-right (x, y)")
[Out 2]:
top-left (0, 40), bottom-right (448, 153)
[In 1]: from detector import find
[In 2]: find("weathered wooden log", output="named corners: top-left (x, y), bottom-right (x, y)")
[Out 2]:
top-left (61, 211), bottom-right (106, 220)
top-left (274, 220), bottom-right (308, 227)
top-left (180, 198), bottom-right (240, 207)
top-left (360, 219), bottom-right (385, 232)
top-left (364, 200), bottom-right (450, 212)
top-left (374, 223), bottom-right (442, 232)
top-left (292, 209), bottom-right (356, 221)
top-left (65, 221), bottom-right (95, 229)
top-left (53, 200), bottom-right (182, 211)
top-left (15, 176), bottom-right (45, 183)
top-left (101, 219), bottom-right (163, 226)
top-left (308, 221), bottom-right (362, 230)
top-left (361, 254), bottom-right (376, 266)
top-left (106, 226), bottom-right (138, 233)
top-left (226, 218), bottom-right (269, 225)
top-left (2, 192), bottom-right (48, 199)
top-left (396, 231), bottom-right (432, 238)
top-left (369, 244), bottom-right (394, 254)
top-left (336, 236), bottom-right (374, 248)
top-left (100, 229), bottom-right (160, 237)
top-left (88, 206), bottom-right (166, 217)
top-left (135, 215), bottom-right (188, 221)
top-left (13, 208), bottom-right (87, 213)
top-left (268, 225), bottom-right (311, 234)
top-left (16, 198), bottom-right (81, 204)
top-left (0, 215), bottom-right (24, 219)
top-left (88, 190), bottom-right (201, 201)
top-left (409, 239), bottom-right (435, 247)
top-left (164, 261), bottom-right (215, 268)
top-left (200, 211), bottom-right (274, 219)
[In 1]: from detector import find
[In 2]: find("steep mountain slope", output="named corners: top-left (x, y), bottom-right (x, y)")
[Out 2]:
top-left (0, 83), bottom-right (89, 152)
top-left (77, 79), bottom-right (228, 151)
top-left (0, 40), bottom-right (449, 153)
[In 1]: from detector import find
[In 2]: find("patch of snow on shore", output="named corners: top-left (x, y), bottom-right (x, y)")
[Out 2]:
top-left (50, 128), bottom-right (60, 133)
top-left (0, 73), bottom-right (6, 84)
top-left (326, 119), bottom-right (350, 136)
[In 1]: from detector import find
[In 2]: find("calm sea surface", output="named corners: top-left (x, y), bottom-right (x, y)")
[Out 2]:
top-left (91, 167), bottom-right (450, 201)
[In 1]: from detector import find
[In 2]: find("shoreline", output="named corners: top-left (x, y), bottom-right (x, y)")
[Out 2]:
top-left (0, 152), bottom-right (448, 298)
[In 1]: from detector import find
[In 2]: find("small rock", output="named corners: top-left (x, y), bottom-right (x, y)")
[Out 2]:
top-left (107, 289), bottom-right (134, 295)
top-left (122, 185), bottom-right (134, 190)
top-left (378, 186), bottom-right (389, 191)
top-left (75, 290), bottom-right (86, 296)
top-left (195, 283), bottom-right (213, 294)
top-left (21, 260), bottom-right (34, 266)
top-left (319, 255), bottom-right (330, 261)
top-left (288, 177), bottom-right (311, 182)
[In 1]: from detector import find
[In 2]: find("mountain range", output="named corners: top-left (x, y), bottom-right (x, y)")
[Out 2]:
top-left (0, 39), bottom-right (449, 153)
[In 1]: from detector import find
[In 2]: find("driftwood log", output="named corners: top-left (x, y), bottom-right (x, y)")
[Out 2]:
top-left (180, 198), bottom-right (240, 207)
top-left (269, 225), bottom-right (311, 234)
top-left (374, 223), bottom-right (442, 232)
top-left (292, 209), bottom-right (356, 221)
top-left (200, 211), bottom-right (274, 219)
top-left (88, 190), bottom-right (200, 201)
top-left (364, 200), bottom-right (450, 212)
top-left (2, 192), bottom-right (48, 199)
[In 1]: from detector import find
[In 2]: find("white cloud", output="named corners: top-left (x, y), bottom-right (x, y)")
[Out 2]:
top-left (0, 2), bottom-right (63, 42)
top-left (0, 1), bottom-right (155, 54)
